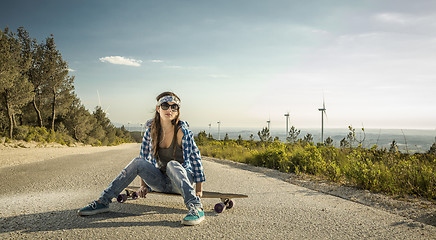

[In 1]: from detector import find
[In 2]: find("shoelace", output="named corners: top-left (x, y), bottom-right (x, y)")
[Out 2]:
top-left (187, 203), bottom-right (199, 217)
top-left (89, 201), bottom-right (98, 210)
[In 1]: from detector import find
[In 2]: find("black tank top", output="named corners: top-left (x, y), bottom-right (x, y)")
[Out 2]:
top-left (157, 129), bottom-right (184, 173)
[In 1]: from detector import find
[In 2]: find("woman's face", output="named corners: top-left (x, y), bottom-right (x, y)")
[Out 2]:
top-left (157, 101), bottom-right (179, 121)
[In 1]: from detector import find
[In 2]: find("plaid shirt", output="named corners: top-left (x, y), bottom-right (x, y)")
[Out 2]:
top-left (139, 119), bottom-right (206, 183)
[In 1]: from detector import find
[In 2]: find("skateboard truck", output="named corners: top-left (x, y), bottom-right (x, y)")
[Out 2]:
top-left (117, 189), bottom-right (138, 203)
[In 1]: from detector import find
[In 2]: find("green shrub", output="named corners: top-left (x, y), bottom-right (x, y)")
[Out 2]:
top-left (13, 126), bottom-right (29, 140)
top-left (198, 139), bottom-right (436, 201)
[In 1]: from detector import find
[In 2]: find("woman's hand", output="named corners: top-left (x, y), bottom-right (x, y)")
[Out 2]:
top-left (195, 182), bottom-right (203, 197)
top-left (139, 178), bottom-right (149, 198)
top-left (138, 186), bottom-right (149, 198)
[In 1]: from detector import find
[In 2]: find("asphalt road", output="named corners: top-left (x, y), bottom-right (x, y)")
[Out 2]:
top-left (0, 144), bottom-right (435, 239)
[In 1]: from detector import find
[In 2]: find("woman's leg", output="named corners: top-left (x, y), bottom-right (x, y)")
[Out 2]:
top-left (99, 157), bottom-right (167, 205)
top-left (165, 161), bottom-right (202, 209)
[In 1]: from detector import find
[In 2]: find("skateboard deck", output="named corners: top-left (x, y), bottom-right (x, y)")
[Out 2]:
top-left (117, 186), bottom-right (248, 213)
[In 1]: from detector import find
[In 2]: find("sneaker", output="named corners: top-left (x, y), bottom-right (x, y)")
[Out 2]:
top-left (181, 204), bottom-right (205, 226)
top-left (77, 200), bottom-right (109, 216)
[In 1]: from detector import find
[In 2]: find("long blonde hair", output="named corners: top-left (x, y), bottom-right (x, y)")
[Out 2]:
top-left (151, 91), bottom-right (181, 159)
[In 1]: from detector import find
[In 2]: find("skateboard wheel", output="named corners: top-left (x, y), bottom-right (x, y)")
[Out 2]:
top-left (226, 200), bottom-right (234, 209)
top-left (117, 194), bottom-right (128, 203)
top-left (131, 192), bottom-right (138, 200)
top-left (214, 202), bottom-right (226, 213)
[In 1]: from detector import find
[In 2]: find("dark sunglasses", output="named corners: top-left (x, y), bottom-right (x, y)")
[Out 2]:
top-left (160, 102), bottom-right (179, 111)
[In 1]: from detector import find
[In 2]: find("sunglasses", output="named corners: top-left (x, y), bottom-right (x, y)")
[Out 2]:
top-left (160, 102), bottom-right (179, 112)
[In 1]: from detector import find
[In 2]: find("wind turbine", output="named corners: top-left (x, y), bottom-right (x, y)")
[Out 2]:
top-left (97, 90), bottom-right (110, 116)
top-left (208, 123), bottom-right (211, 138)
top-left (318, 97), bottom-right (327, 144)
top-left (284, 112), bottom-right (290, 138)
top-left (217, 121), bottom-right (221, 140)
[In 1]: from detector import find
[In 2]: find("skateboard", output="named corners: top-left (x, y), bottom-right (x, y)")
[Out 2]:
top-left (117, 186), bottom-right (248, 213)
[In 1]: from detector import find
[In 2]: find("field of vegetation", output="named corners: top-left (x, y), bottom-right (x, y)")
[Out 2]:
top-left (196, 127), bottom-right (436, 202)
top-left (1, 27), bottom-right (133, 146)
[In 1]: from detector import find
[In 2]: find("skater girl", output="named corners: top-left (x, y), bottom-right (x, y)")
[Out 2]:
top-left (78, 91), bottom-right (206, 225)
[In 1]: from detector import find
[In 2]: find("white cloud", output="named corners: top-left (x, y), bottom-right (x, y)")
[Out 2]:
top-left (374, 12), bottom-right (436, 27)
top-left (151, 59), bottom-right (163, 63)
top-left (375, 13), bottom-right (409, 24)
top-left (67, 68), bottom-right (76, 72)
top-left (99, 56), bottom-right (142, 67)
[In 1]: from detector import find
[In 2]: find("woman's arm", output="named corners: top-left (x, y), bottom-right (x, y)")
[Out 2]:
top-left (195, 182), bottom-right (203, 197)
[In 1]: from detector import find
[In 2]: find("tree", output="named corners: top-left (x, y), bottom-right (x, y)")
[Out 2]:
top-left (196, 130), bottom-right (208, 145)
top-left (224, 133), bottom-right (229, 141)
top-left (62, 97), bottom-right (94, 141)
top-left (347, 126), bottom-right (356, 147)
top-left (237, 134), bottom-right (243, 144)
top-left (286, 126), bottom-right (300, 143)
top-left (340, 137), bottom-right (350, 148)
top-left (16, 27), bottom-right (41, 127)
top-left (258, 127), bottom-right (272, 142)
top-left (302, 133), bottom-right (314, 145)
top-left (325, 136), bottom-right (333, 146)
top-left (428, 142), bottom-right (436, 155)
top-left (41, 35), bottom-right (74, 131)
top-left (93, 106), bottom-right (111, 130)
top-left (27, 39), bottom-right (47, 127)
top-left (389, 140), bottom-right (399, 153)
top-left (0, 28), bottom-right (34, 138)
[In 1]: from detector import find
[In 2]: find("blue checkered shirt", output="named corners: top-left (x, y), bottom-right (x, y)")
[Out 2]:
top-left (139, 120), bottom-right (206, 183)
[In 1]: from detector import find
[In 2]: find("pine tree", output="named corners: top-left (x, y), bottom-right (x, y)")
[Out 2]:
top-left (0, 28), bottom-right (34, 138)
top-left (63, 97), bottom-right (94, 141)
top-left (258, 127), bottom-right (272, 142)
top-left (325, 136), bottom-right (333, 146)
top-left (286, 126), bottom-right (300, 143)
top-left (41, 35), bottom-right (74, 131)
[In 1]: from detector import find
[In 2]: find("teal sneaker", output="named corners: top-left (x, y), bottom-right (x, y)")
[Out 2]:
top-left (77, 200), bottom-right (109, 216)
top-left (181, 204), bottom-right (205, 226)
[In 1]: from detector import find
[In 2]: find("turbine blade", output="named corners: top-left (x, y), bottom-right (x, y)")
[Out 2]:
top-left (97, 90), bottom-right (101, 107)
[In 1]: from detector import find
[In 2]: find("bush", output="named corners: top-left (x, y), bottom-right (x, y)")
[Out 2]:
top-left (198, 138), bottom-right (436, 201)
top-left (13, 126), bottom-right (30, 140)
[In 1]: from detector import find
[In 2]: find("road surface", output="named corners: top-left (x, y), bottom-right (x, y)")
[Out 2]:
top-left (0, 144), bottom-right (434, 239)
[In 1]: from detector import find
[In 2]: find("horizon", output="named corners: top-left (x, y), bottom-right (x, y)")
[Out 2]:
top-left (2, 0), bottom-right (436, 130)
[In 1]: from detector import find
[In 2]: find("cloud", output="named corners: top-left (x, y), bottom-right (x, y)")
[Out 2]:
top-left (67, 68), bottom-right (76, 72)
top-left (375, 13), bottom-right (409, 24)
top-left (374, 12), bottom-right (436, 27)
top-left (151, 59), bottom-right (163, 63)
top-left (99, 56), bottom-right (142, 67)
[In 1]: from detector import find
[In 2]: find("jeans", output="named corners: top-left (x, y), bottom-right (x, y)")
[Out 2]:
top-left (99, 157), bottom-right (202, 209)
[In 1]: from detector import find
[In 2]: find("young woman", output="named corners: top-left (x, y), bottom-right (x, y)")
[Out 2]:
top-left (78, 92), bottom-right (206, 226)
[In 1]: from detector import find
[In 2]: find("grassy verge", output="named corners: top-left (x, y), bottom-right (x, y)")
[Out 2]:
top-left (7, 126), bottom-right (132, 146)
top-left (198, 139), bottom-right (436, 202)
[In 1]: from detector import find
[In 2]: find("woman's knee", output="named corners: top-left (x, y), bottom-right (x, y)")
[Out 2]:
top-left (127, 157), bottom-right (148, 170)
top-left (166, 160), bottom-right (184, 173)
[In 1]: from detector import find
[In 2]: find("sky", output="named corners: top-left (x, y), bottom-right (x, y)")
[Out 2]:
top-left (2, 0), bottom-right (436, 131)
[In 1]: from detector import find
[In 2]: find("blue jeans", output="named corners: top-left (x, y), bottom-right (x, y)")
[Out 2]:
top-left (99, 158), bottom-right (202, 209)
